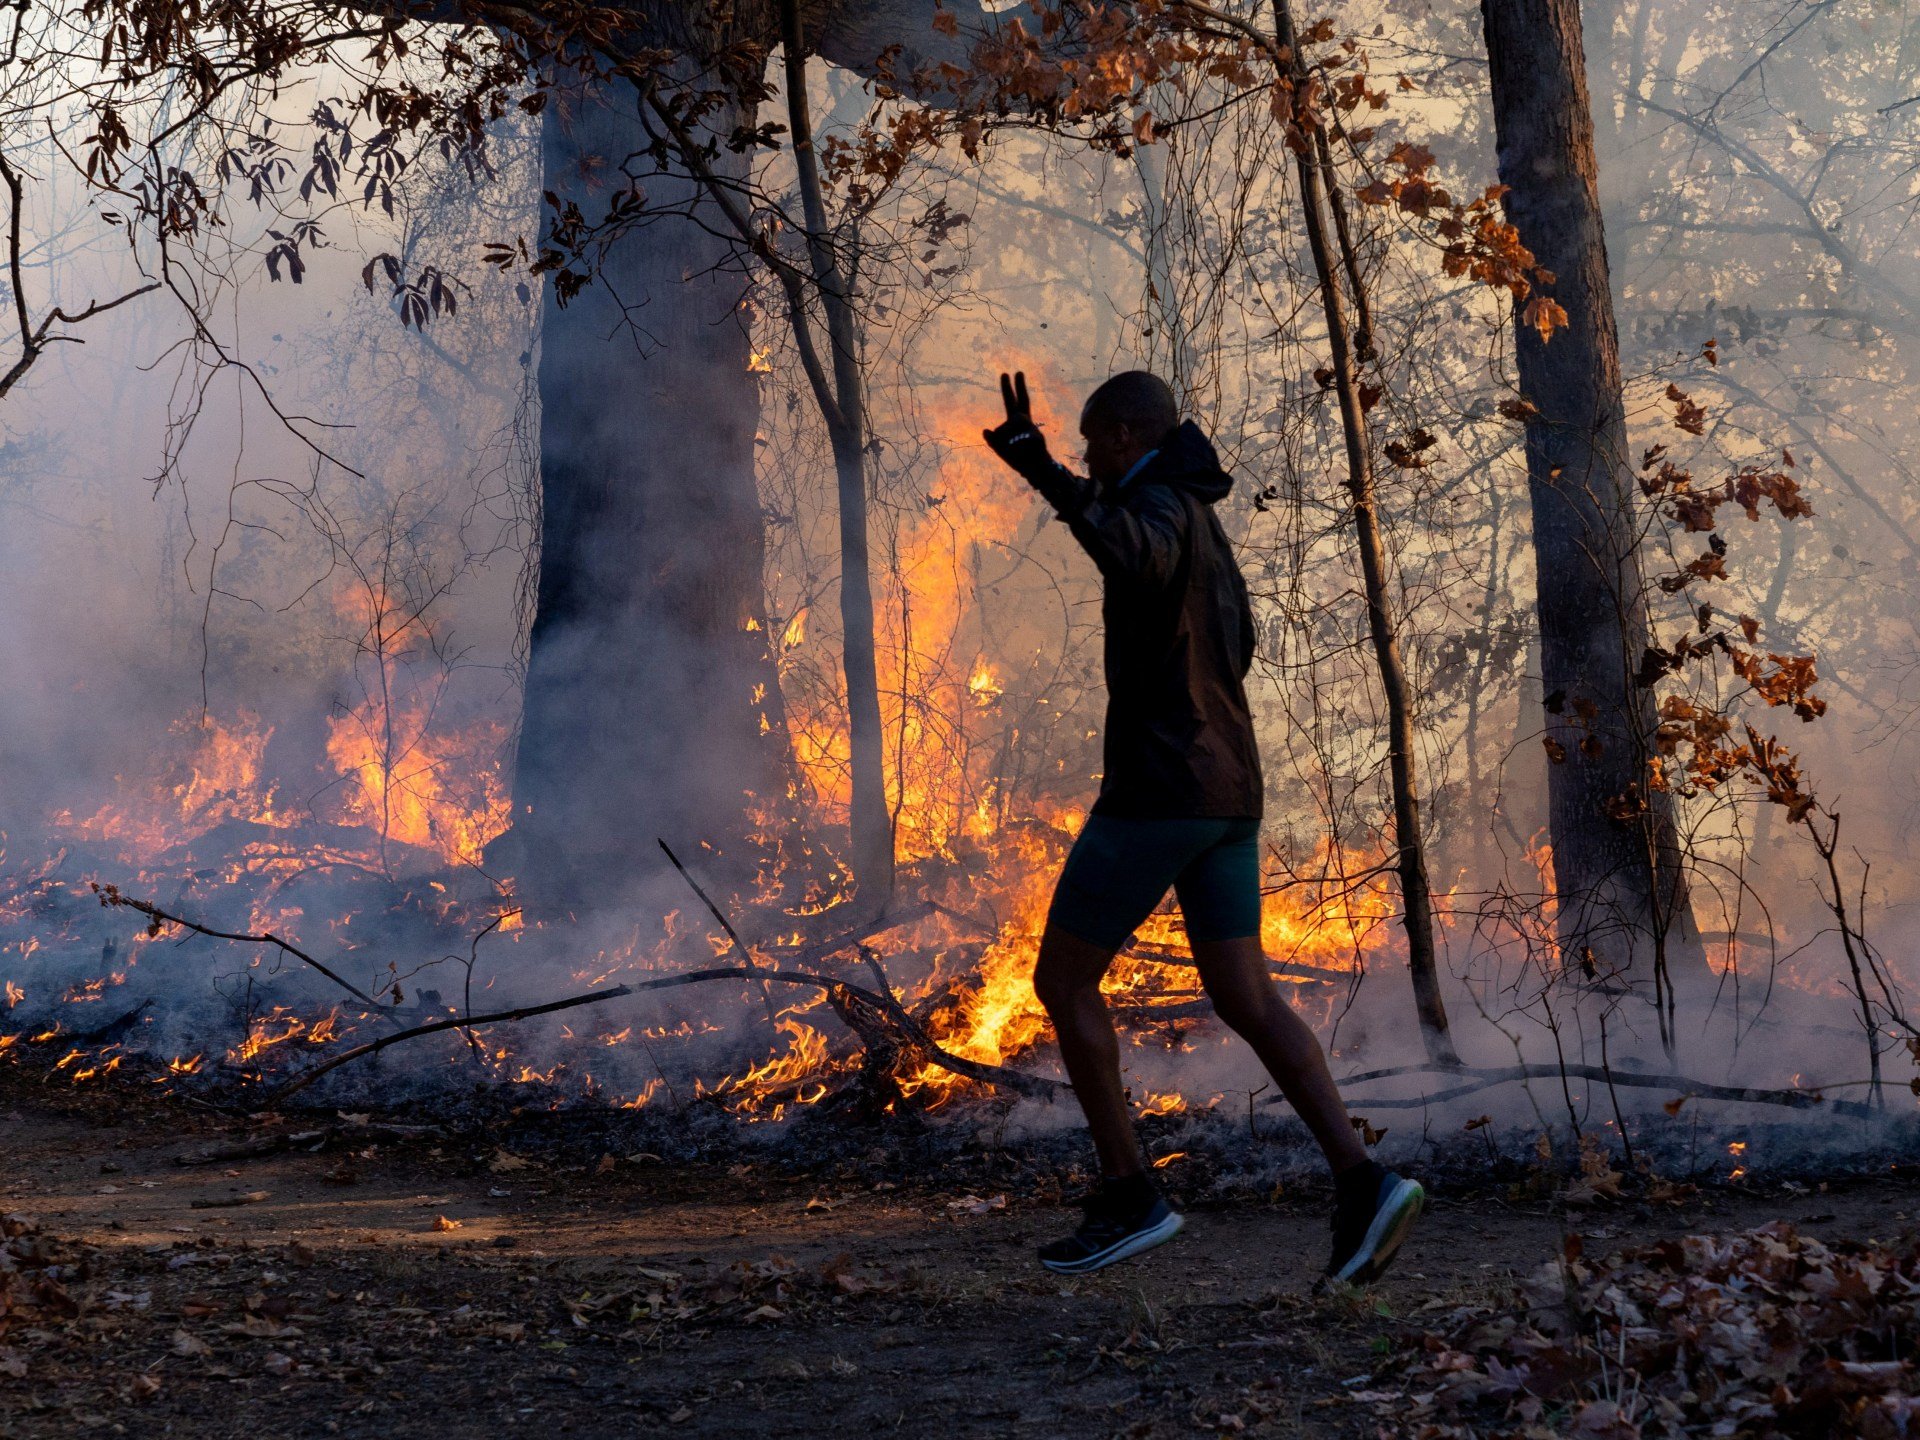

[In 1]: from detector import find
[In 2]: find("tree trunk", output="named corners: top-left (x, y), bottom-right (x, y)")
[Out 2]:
top-left (503, 72), bottom-right (786, 911)
top-left (1478, 0), bottom-right (1702, 1016)
top-left (1133, 127), bottom-right (1198, 398)
top-left (495, 2), bottom-right (1016, 911)
top-left (782, 1), bottom-right (895, 904)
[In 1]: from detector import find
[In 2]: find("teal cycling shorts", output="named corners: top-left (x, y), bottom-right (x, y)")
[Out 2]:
top-left (1045, 814), bottom-right (1262, 950)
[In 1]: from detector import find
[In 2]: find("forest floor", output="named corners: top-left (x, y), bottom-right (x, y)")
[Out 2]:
top-left (5, 1071), bottom-right (1919, 1439)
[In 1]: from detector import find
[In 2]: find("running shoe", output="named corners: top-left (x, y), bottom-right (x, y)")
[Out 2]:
top-left (1038, 1182), bottom-right (1184, 1275)
top-left (1326, 1169), bottom-right (1425, 1285)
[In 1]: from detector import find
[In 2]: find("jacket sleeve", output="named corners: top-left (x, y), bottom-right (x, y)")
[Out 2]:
top-left (1064, 482), bottom-right (1190, 587)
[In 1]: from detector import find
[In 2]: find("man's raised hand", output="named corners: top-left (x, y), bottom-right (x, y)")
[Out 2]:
top-left (982, 369), bottom-right (1056, 483)
top-left (999, 370), bottom-right (1034, 428)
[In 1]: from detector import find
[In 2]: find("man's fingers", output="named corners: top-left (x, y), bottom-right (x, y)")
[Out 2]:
top-left (1000, 371), bottom-right (1017, 418)
top-left (1014, 370), bottom-right (1031, 416)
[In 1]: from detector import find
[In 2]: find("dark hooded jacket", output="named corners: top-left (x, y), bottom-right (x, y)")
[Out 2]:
top-left (1034, 420), bottom-right (1263, 818)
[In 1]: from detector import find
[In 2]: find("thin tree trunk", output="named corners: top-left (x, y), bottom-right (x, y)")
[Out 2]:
top-left (1133, 124), bottom-right (1198, 395)
top-left (1478, 0), bottom-right (1704, 1023)
top-left (1274, 0), bottom-right (1459, 1067)
top-left (782, 0), bottom-right (894, 904)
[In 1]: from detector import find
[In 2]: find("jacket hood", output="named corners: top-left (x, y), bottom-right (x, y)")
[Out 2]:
top-left (1136, 420), bottom-right (1231, 503)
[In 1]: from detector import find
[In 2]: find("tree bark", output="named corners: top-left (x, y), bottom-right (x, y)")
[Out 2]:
top-left (1477, 0), bottom-right (1702, 1016)
top-left (495, 1), bottom-right (1018, 910)
top-left (503, 65), bottom-right (786, 910)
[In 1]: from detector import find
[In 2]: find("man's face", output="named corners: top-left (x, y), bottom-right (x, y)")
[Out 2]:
top-left (1079, 410), bottom-right (1148, 486)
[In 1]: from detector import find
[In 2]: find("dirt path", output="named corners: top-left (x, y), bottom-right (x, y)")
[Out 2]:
top-left (5, 1086), bottom-right (1918, 1439)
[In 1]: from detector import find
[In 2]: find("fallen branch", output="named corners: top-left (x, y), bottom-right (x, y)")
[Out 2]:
top-left (772, 897), bottom-right (939, 969)
top-left (172, 1119), bottom-right (441, 1166)
top-left (1120, 938), bottom-right (1347, 987)
top-left (1323, 1062), bottom-right (1874, 1119)
top-left (94, 885), bottom-right (404, 1028)
top-left (263, 963), bottom-right (1068, 1107)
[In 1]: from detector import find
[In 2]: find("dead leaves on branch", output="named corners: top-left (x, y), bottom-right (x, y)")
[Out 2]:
top-left (1354, 141), bottom-right (1561, 337)
top-left (1635, 388), bottom-right (1826, 825)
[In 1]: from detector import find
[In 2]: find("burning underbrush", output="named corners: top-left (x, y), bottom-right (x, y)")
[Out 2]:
top-left (2, 666), bottom-right (1912, 1186)
top-left (0, 690), bottom-right (1407, 1145)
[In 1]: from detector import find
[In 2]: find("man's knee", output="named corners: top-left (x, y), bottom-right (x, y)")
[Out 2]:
top-left (1200, 973), bottom-right (1270, 1036)
top-left (1193, 938), bottom-right (1281, 1036)
top-left (1033, 927), bottom-right (1113, 1013)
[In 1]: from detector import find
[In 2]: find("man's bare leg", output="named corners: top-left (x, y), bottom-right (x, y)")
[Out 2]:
top-left (1190, 934), bottom-right (1367, 1174)
top-left (1032, 923), bottom-right (1147, 1178)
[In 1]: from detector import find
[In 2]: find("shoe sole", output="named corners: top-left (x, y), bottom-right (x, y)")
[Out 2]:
top-left (1040, 1210), bottom-right (1185, 1275)
top-left (1331, 1177), bottom-right (1424, 1286)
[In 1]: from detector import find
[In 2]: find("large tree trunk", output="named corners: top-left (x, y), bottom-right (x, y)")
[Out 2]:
top-left (1478, 0), bottom-right (1702, 1017)
top-left (503, 71), bottom-right (786, 911)
top-left (497, 1), bottom-right (1024, 911)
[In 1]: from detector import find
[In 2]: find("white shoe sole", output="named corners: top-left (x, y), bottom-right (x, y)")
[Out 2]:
top-left (1040, 1209), bottom-right (1185, 1275)
top-left (1331, 1177), bottom-right (1424, 1285)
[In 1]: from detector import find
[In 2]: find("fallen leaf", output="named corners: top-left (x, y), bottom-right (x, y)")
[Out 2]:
top-left (170, 1329), bottom-right (212, 1358)
top-left (945, 1194), bottom-right (1006, 1216)
top-left (433, 1215), bottom-right (463, 1232)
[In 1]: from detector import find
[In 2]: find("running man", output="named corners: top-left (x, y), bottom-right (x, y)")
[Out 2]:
top-left (982, 369), bottom-right (1424, 1280)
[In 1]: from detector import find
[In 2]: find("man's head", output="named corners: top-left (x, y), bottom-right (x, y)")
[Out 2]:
top-left (1079, 371), bottom-right (1178, 485)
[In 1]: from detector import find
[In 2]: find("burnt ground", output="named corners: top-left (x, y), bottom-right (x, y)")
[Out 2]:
top-left (5, 1073), bottom-right (1920, 1440)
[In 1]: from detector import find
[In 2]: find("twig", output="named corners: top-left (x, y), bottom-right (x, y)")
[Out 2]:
top-left (657, 839), bottom-right (780, 1030)
top-left (1324, 1061), bottom-right (1874, 1119)
top-left (94, 886), bottom-right (404, 1030)
top-left (1600, 1014), bottom-right (1634, 1169)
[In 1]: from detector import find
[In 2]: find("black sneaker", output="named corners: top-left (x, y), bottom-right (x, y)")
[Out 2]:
top-left (1326, 1169), bottom-right (1425, 1285)
top-left (1038, 1182), bottom-right (1184, 1275)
